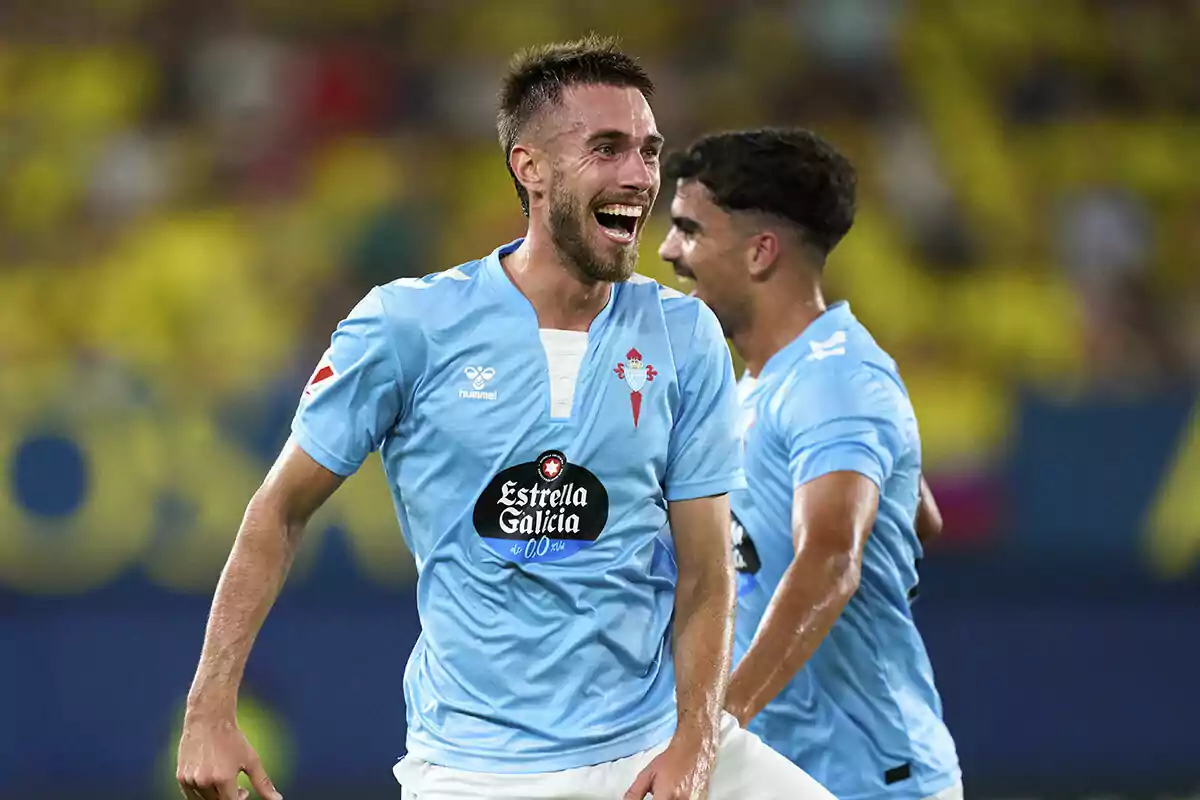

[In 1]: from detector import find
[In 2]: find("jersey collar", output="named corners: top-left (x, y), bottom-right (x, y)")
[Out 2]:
top-left (483, 237), bottom-right (530, 310)
top-left (482, 236), bottom-right (619, 335)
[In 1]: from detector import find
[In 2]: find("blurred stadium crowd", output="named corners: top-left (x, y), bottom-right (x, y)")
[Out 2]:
top-left (4, 2), bottom-right (1200, 798)
top-left (3, 0), bottom-right (1199, 476)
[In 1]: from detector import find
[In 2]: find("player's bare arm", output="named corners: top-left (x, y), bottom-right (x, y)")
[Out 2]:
top-left (724, 471), bottom-right (878, 728)
top-left (625, 493), bottom-right (736, 800)
top-left (916, 475), bottom-right (943, 545)
top-left (177, 440), bottom-right (343, 800)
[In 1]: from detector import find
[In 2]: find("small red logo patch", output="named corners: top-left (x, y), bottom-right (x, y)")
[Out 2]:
top-left (539, 453), bottom-right (564, 481)
top-left (310, 365), bottom-right (334, 385)
top-left (304, 352), bottom-right (337, 398)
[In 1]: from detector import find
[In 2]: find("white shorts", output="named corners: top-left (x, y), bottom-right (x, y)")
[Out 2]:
top-left (393, 713), bottom-right (833, 799)
top-left (924, 780), bottom-right (964, 800)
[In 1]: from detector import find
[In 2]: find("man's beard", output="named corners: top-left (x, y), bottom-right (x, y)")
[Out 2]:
top-left (548, 184), bottom-right (638, 283)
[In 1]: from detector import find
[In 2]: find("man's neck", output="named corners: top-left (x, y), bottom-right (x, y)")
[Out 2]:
top-left (501, 225), bottom-right (612, 331)
top-left (734, 280), bottom-right (826, 378)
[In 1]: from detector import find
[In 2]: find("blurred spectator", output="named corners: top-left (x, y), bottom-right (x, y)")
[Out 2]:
top-left (188, 12), bottom-right (298, 193)
top-left (1052, 184), bottom-right (1175, 386)
top-left (787, 0), bottom-right (907, 119)
top-left (874, 116), bottom-right (979, 271)
top-left (1056, 185), bottom-right (1152, 286)
top-left (86, 127), bottom-right (175, 226)
top-left (293, 37), bottom-right (396, 143)
top-left (1005, 50), bottom-right (1088, 125)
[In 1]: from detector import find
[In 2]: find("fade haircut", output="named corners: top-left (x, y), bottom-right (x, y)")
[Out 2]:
top-left (665, 128), bottom-right (857, 263)
top-left (498, 34), bottom-right (655, 216)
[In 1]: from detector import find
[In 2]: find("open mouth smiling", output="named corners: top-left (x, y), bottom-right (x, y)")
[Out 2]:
top-left (593, 203), bottom-right (643, 243)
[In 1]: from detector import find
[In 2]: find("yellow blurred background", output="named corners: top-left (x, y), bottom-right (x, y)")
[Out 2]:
top-left (4, 1), bottom-right (1198, 475)
top-left (3, 2), bottom-right (1199, 798)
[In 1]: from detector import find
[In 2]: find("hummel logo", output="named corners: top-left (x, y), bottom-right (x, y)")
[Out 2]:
top-left (460, 366), bottom-right (497, 401)
top-left (464, 366), bottom-right (496, 390)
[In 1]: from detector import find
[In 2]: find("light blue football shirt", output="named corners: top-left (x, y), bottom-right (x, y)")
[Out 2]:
top-left (291, 238), bottom-right (744, 773)
top-left (731, 302), bottom-right (961, 800)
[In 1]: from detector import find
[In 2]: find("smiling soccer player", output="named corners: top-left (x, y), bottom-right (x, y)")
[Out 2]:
top-left (177, 37), bottom-right (830, 800)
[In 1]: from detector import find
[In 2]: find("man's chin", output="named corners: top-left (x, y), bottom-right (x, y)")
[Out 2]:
top-left (579, 245), bottom-right (637, 283)
top-left (594, 257), bottom-right (637, 284)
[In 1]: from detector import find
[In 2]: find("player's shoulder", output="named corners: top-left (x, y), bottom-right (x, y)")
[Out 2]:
top-left (622, 271), bottom-right (688, 306)
top-left (622, 274), bottom-right (724, 367)
top-left (337, 264), bottom-right (488, 389)
top-left (624, 273), bottom-right (719, 334)
top-left (772, 330), bottom-right (907, 431)
top-left (789, 312), bottom-right (899, 381)
top-left (377, 258), bottom-right (488, 308)
top-left (339, 260), bottom-right (489, 360)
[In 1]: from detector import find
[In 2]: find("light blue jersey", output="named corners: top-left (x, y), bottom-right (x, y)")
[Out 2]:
top-left (291, 239), bottom-right (744, 773)
top-left (731, 302), bottom-right (960, 800)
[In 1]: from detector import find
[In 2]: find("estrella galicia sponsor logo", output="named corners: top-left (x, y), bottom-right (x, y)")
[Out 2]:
top-left (731, 512), bottom-right (761, 597)
top-left (472, 449), bottom-right (609, 563)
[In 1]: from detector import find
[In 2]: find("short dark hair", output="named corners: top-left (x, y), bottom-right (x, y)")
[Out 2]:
top-left (498, 34), bottom-right (655, 216)
top-left (664, 128), bottom-right (857, 260)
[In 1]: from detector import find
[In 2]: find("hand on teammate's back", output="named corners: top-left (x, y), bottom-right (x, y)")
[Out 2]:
top-left (177, 712), bottom-right (282, 800)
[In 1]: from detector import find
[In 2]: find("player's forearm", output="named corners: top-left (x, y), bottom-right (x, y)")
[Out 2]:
top-left (671, 562), bottom-right (736, 751)
top-left (915, 476), bottom-right (943, 545)
top-left (724, 548), bottom-right (858, 726)
top-left (185, 492), bottom-right (303, 719)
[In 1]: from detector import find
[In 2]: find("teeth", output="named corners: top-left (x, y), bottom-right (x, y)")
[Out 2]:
top-left (596, 204), bottom-right (643, 218)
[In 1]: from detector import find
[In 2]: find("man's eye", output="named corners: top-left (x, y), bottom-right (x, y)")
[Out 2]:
top-left (595, 144), bottom-right (616, 156)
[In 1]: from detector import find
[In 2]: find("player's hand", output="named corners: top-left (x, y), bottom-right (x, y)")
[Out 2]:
top-left (623, 739), bottom-right (715, 800)
top-left (177, 712), bottom-right (282, 800)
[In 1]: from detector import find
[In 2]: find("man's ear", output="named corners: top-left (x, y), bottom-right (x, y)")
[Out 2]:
top-left (510, 144), bottom-right (545, 206)
top-left (747, 230), bottom-right (782, 280)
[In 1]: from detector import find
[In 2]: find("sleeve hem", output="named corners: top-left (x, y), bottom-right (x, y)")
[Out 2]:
top-left (292, 423), bottom-right (361, 477)
top-left (793, 448), bottom-right (885, 491)
top-left (664, 472), bottom-right (747, 502)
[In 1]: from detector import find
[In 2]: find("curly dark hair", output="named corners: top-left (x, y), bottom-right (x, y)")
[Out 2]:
top-left (498, 34), bottom-right (655, 216)
top-left (665, 128), bottom-right (857, 260)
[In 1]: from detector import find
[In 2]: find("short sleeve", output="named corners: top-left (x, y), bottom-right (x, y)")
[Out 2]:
top-left (780, 368), bottom-right (899, 490)
top-left (291, 287), bottom-right (405, 476)
top-left (664, 302), bottom-right (746, 501)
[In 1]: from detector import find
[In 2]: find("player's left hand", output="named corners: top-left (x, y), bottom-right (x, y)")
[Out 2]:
top-left (623, 739), bottom-right (715, 800)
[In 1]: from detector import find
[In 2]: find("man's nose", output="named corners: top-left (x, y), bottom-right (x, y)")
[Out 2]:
top-left (618, 150), bottom-right (655, 194)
